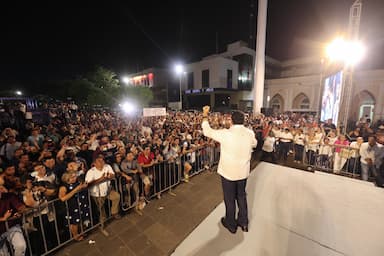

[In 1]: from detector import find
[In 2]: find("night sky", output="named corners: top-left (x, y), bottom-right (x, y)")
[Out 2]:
top-left (1, 0), bottom-right (384, 88)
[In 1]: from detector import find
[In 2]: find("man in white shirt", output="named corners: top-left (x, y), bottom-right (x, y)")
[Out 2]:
top-left (278, 128), bottom-right (293, 162)
top-left (85, 155), bottom-right (120, 236)
top-left (348, 137), bottom-right (363, 174)
top-left (202, 106), bottom-right (257, 234)
top-left (359, 136), bottom-right (378, 181)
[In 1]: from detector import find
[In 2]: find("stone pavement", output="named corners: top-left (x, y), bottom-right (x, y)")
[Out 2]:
top-left (55, 170), bottom-right (224, 256)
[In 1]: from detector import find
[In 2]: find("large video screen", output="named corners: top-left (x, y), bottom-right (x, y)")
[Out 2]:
top-left (320, 71), bottom-right (343, 124)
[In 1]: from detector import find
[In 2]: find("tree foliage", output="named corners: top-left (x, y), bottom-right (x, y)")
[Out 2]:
top-left (31, 66), bottom-right (154, 108)
top-left (119, 86), bottom-right (153, 107)
top-left (86, 66), bottom-right (119, 89)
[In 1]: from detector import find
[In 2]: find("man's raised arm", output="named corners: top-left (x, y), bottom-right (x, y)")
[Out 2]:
top-left (201, 106), bottom-right (222, 143)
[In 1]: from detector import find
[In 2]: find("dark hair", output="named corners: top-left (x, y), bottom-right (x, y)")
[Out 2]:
top-left (231, 111), bottom-right (245, 125)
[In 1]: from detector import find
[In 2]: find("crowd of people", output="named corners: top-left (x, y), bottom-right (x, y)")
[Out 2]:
top-left (258, 114), bottom-right (384, 183)
top-left (0, 102), bottom-right (221, 256)
top-left (1, 100), bottom-right (384, 255)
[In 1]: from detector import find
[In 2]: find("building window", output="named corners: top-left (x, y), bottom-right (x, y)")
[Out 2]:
top-left (227, 69), bottom-right (232, 89)
top-left (187, 72), bottom-right (194, 90)
top-left (271, 99), bottom-right (281, 111)
top-left (233, 53), bottom-right (253, 90)
top-left (202, 69), bottom-right (209, 88)
top-left (293, 93), bottom-right (310, 109)
top-left (270, 94), bottom-right (284, 113)
top-left (300, 98), bottom-right (310, 109)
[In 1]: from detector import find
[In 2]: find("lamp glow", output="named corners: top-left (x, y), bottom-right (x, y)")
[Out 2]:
top-left (120, 102), bottom-right (135, 114)
top-left (122, 76), bottom-right (130, 85)
top-left (326, 38), bottom-right (365, 66)
top-left (15, 91), bottom-right (22, 96)
top-left (174, 64), bottom-right (184, 75)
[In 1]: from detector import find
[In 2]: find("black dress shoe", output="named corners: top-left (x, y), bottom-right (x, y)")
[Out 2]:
top-left (237, 223), bottom-right (249, 232)
top-left (221, 218), bottom-right (237, 234)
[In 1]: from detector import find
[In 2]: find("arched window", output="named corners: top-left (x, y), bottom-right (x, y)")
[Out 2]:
top-left (300, 97), bottom-right (310, 109)
top-left (353, 90), bottom-right (375, 122)
top-left (270, 94), bottom-right (284, 112)
top-left (293, 93), bottom-right (310, 109)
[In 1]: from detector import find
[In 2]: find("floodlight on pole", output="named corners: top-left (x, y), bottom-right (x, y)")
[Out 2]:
top-left (174, 64), bottom-right (184, 75)
top-left (174, 64), bottom-right (184, 110)
top-left (122, 76), bottom-right (130, 85)
top-left (15, 90), bottom-right (22, 96)
top-left (326, 37), bottom-right (365, 66)
top-left (325, 36), bottom-right (365, 132)
top-left (120, 101), bottom-right (136, 114)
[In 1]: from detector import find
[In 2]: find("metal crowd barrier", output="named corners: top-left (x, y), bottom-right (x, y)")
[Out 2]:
top-left (1, 144), bottom-right (221, 256)
top-left (301, 144), bottom-right (364, 178)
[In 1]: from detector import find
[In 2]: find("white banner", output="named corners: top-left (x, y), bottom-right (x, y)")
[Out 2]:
top-left (143, 107), bottom-right (167, 117)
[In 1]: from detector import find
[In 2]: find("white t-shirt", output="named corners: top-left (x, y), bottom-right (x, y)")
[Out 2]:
top-left (85, 164), bottom-right (114, 197)
top-left (272, 129), bottom-right (281, 138)
top-left (319, 144), bottom-right (333, 156)
top-left (280, 132), bottom-right (293, 143)
top-left (262, 136), bottom-right (275, 153)
top-left (349, 141), bottom-right (361, 158)
top-left (294, 134), bottom-right (305, 145)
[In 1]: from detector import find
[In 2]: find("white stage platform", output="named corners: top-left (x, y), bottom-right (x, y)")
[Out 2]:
top-left (172, 162), bottom-right (384, 256)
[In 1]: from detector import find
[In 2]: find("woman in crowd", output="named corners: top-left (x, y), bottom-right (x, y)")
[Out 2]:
top-left (58, 172), bottom-right (90, 241)
top-left (305, 130), bottom-right (320, 166)
top-left (261, 131), bottom-right (276, 163)
top-left (333, 134), bottom-right (350, 174)
top-left (347, 136), bottom-right (363, 175)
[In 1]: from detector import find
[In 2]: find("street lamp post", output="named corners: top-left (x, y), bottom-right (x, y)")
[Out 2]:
top-left (179, 76), bottom-right (182, 110)
top-left (174, 64), bottom-right (184, 110)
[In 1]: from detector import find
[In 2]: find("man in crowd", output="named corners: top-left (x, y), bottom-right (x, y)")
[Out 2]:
top-left (0, 135), bottom-right (21, 162)
top-left (359, 135), bottom-right (379, 181)
top-left (85, 155), bottom-right (120, 237)
top-left (120, 152), bottom-right (142, 208)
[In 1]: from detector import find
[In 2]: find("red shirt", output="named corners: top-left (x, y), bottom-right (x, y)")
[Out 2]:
top-left (137, 152), bottom-right (154, 165)
top-left (262, 126), bottom-right (271, 139)
top-left (0, 193), bottom-right (24, 234)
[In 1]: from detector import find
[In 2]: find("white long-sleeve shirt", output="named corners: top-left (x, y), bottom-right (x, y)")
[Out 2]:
top-left (85, 164), bottom-right (114, 197)
top-left (202, 120), bottom-right (257, 181)
top-left (359, 142), bottom-right (377, 165)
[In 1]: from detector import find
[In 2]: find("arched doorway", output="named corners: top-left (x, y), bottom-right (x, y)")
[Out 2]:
top-left (270, 94), bottom-right (284, 113)
top-left (353, 90), bottom-right (375, 122)
top-left (292, 93), bottom-right (310, 110)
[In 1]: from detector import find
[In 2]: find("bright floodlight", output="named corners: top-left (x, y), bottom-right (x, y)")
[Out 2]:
top-left (174, 64), bottom-right (184, 75)
top-left (326, 38), bottom-right (365, 66)
top-left (15, 90), bottom-right (22, 96)
top-left (120, 102), bottom-right (135, 114)
top-left (122, 76), bottom-right (130, 85)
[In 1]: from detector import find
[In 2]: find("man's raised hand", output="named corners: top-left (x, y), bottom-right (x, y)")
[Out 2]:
top-left (203, 106), bottom-right (210, 116)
